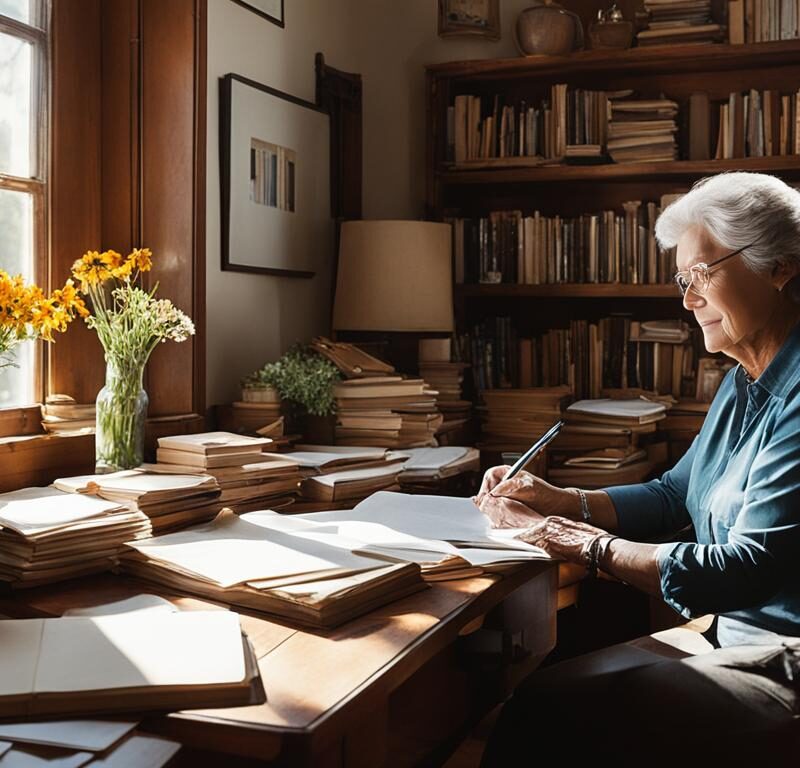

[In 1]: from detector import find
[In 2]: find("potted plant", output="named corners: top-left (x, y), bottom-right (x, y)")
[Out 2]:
top-left (242, 345), bottom-right (341, 441)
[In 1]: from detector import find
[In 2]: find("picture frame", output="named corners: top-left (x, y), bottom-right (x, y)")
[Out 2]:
top-left (219, 73), bottom-right (332, 277)
top-left (438, 0), bottom-right (500, 40)
top-left (229, 0), bottom-right (284, 28)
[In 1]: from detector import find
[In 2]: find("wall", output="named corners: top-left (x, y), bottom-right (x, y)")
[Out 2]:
top-left (207, 0), bottom-right (535, 405)
top-left (206, 0), bottom-right (359, 405)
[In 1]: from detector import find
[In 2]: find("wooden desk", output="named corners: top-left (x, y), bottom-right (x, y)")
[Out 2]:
top-left (0, 562), bottom-right (557, 767)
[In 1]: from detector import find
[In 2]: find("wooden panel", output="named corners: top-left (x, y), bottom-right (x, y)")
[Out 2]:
top-left (101, 0), bottom-right (138, 251)
top-left (49, 0), bottom-right (103, 403)
top-left (0, 433), bottom-right (94, 492)
top-left (140, 0), bottom-right (202, 418)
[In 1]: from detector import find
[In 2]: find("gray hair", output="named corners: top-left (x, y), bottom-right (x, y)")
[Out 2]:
top-left (655, 172), bottom-right (800, 302)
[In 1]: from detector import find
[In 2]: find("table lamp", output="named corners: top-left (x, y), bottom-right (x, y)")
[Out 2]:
top-left (332, 220), bottom-right (454, 369)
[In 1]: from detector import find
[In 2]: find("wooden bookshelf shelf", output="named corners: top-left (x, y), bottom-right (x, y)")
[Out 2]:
top-left (455, 284), bottom-right (681, 299)
top-left (439, 155), bottom-right (800, 186)
top-left (426, 39), bottom-right (800, 82)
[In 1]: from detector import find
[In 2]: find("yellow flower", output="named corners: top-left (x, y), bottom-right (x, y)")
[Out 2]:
top-left (129, 247), bottom-right (152, 273)
top-left (112, 258), bottom-right (134, 281)
top-left (71, 250), bottom-right (117, 290)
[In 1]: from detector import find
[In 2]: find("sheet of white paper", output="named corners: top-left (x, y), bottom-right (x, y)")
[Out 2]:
top-left (54, 471), bottom-right (213, 495)
top-left (62, 595), bottom-right (177, 618)
top-left (308, 464), bottom-right (400, 487)
top-left (283, 450), bottom-right (386, 467)
top-left (0, 721), bottom-right (137, 752)
top-left (157, 431), bottom-right (270, 453)
top-left (35, 611), bottom-right (245, 692)
top-left (126, 511), bottom-right (387, 587)
top-left (0, 619), bottom-right (42, 697)
top-left (0, 488), bottom-right (123, 536)
top-left (394, 447), bottom-right (469, 471)
top-left (566, 398), bottom-right (665, 418)
top-left (0, 741), bottom-right (10, 757)
top-left (0, 746), bottom-right (93, 767)
top-left (89, 734), bottom-right (180, 767)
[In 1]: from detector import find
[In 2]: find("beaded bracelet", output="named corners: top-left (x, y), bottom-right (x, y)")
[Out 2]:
top-left (575, 488), bottom-right (591, 523)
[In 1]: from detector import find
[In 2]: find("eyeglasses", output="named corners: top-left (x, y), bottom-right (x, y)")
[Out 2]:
top-left (673, 242), bottom-right (754, 296)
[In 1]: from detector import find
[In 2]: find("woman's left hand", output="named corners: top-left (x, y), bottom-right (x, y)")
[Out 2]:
top-left (516, 516), bottom-right (612, 566)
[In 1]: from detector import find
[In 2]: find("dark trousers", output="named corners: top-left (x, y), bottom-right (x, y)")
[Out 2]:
top-left (480, 638), bottom-right (800, 767)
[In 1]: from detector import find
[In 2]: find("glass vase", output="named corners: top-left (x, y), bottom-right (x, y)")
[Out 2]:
top-left (95, 359), bottom-right (149, 472)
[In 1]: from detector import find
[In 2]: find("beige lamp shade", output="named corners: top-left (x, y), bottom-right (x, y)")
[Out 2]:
top-left (333, 220), bottom-right (454, 332)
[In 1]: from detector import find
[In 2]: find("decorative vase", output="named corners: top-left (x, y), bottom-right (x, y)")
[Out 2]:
top-left (515, 0), bottom-right (584, 56)
top-left (95, 359), bottom-right (149, 472)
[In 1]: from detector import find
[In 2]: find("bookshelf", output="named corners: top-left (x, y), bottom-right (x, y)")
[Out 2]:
top-left (425, 39), bottom-right (800, 458)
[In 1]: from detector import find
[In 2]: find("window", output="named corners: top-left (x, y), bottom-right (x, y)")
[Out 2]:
top-left (0, 0), bottom-right (47, 407)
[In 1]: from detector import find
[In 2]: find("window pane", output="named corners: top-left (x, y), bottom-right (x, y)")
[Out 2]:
top-left (0, 0), bottom-right (35, 26)
top-left (0, 187), bottom-right (34, 406)
top-left (0, 30), bottom-right (32, 178)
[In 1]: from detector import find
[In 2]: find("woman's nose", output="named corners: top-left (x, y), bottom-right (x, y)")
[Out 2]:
top-left (682, 285), bottom-right (706, 311)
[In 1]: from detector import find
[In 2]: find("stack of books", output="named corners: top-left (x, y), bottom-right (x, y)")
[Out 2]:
top-left (0, 487), bottom-right (151, 588)
top-left (548, 398), bottom-right (667, 488)
top-left (478, 386), bottom-right (572, 452)
top-left (53, 470), bottom-right (222, 534)
top-left (637, 0), bottom-right (722, 45)
top-left (607, 97), bottom-right (679, 163)
top-left (334, 377), bottom-right (442, 448)
top-left (284, 446), bottom-right (402, 511)
top-left (120, 508), bottom-right (426, 628)
top-left (40, 395), bottom-right (95, 435)
top-left (155, 431), bottom-right (272, 469)
top-left (418, 361), bottom-right (471, 425)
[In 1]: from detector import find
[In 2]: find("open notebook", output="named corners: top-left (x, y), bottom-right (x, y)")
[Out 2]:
top-left (0, 610), bottom-right (263, 718)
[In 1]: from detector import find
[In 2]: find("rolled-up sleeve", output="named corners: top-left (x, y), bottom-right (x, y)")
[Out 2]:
top-left (655, 398), bottom-right (800, 618)
top-left (603, 436), bottom-right (696, 540)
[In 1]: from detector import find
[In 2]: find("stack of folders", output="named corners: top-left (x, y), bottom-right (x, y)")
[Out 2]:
top-left (392, 446), bottom-right (481, 487)
top-left (0, 487), bottom-right (151, 588)
top-left (0, 607), bottom-right (263, 718)
top-left (148, 452), bottom-right (302, 514)
top-left (155, 431), bottom-right (272, 469)
top-left (0, 719), bottom-right (180, 768)
top-left (53, 469), bottom-right (222, 534)
top-left (607, 97), bottom-right (679, 163)
top-left (120, 508), bottom-right (426, 628)
top-left (40, 394), bottom-right (96, 435)
top-left (334, 377), bottom-right (443, 448)
top-left (286, 446), bottom-right (403, 506)
top-left (478, 386), bottom-right (572, 452)
top-left (549, 398), bottom-right (668, 488)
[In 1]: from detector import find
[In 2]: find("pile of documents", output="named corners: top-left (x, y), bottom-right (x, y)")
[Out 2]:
top-left (155, 431), bottom-right (272, 469)
top-left (54, 469), bottom-right (223, 534)
top-left (0, 487), bottom-right (151, 588)
top-left (120, 508), bottom-right (426, 628)
top-left (40, 394), bottom-right (95, 435)
top-left (478, 386), bottom-right (571, 452)
top-left (549, 398), bottom-right (667, 487)
top-left (334, 377), bottom-right (443, 448)
top-left (0, 602), bottom-right (263, 718)
top-left (393, 446), bottom-right (481, 487)
top-left (637, 0), bottom-right (722, 46)
top-left (149, 452), bottom-right (302, 514)
top-left (418, 360), bottom-right (471, 424)
top-left (607, 97), bottom-right (679, 163)
top-left (0, 719), bottom-right (180, 768)
top-left (286, 446), bottom-right (402, 505)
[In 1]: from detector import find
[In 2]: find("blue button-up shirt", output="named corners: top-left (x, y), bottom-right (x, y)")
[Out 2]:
top-left (605, 321), bottom-right (800, 639)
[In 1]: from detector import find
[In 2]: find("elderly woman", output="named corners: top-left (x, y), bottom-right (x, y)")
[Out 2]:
top-left (476, 172), bottom-right (800, 766)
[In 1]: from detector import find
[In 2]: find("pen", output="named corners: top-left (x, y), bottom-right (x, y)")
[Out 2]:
top-left (501, 420), bottom-right (564, 482)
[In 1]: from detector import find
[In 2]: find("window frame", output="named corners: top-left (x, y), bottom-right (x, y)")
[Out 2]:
top-left (0, 2), bottom-right (50, 411)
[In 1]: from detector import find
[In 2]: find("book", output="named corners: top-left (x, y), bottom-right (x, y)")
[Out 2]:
top-left (156, 431), bottom-right (271, 456)
top-left (300, 464), bottom-right (402, 502)
top-left (0, 610), bottom-right (263, 718)
top-left (155, 448), bottom-right (265, 469)
top-left (566, 398), bottom-right (667, 424)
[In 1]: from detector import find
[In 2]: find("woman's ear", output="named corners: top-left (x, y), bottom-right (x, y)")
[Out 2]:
top-left (771, 261), bottom-right (800, 291)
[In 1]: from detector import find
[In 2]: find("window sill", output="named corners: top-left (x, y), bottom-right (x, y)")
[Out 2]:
top-left (0, 431), bottom-right (94, 493)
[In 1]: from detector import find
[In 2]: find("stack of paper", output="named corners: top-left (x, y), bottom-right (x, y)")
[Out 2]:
top-left (54, 470), bottom-right (222, 534)
top-left (0, 720), bottom-right (180, 767)
top-left (0, 487), bottom-right (152, 588)
top-left (607, 98), bottom-right (679, 163)
top-left (40, 395), bottom-right (95, 435)
top-left (478, 386), bottom-right (571, 452)
top-left (418, 361), bottom-right (471, 424)
top-left (392, 446), bottom-right (480, 485)
top-left (0, 609), bottom-right (263, 718)
top-left (146, 452), bottom-right (302, 514)
top-left (120, 508), bottom-right (425, 628)
top-left (155, 431), bottom-right (272, 469)
top-left (334, 377), bottom-right (443, 448)
top-left (637, 0), bottom-right (721, 46)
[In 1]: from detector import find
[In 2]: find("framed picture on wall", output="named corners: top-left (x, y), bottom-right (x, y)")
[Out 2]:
top-left (219, 73), bottom-right (332, 277)
top-left (230, 0), bottom-right (284, 27)
top-left (438, 0), bottom-right (501, 40)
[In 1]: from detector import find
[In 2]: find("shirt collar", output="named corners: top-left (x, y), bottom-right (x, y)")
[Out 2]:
top-left (745, 320), bottom-right (800, 399)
